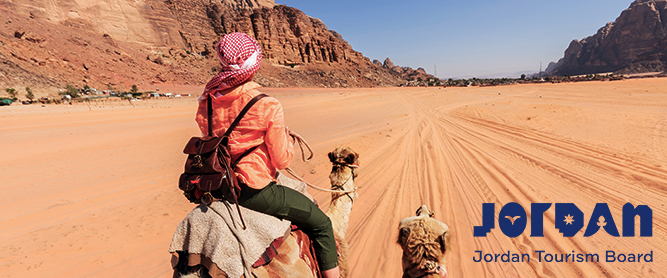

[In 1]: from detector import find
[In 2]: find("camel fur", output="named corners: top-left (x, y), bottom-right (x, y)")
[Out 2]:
top-left (397, 205), bottom-right (450, 278)
top-left (324, 146), bottom-right (359, 278)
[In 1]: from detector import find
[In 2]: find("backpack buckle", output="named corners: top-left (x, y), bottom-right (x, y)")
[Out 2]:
top-left (201, 192), bottom-right (218, 206)
top-left (192, 155), bottom-right (204, 168)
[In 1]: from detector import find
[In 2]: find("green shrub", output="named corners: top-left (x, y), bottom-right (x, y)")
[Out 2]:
top-left (25, 87), bottom-right (35, 101)
top-left (60, 85), bottom-right (80, 98)
top-left (5, 88), bottom-right (17, 101)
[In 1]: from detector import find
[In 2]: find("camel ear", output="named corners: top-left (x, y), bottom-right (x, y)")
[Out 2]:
top-left (397, 226), bottom-right (411, 248)
top-left (438, 231), bottom-right (450, 254)
top-left (328, 151), bottom-right (336, 163)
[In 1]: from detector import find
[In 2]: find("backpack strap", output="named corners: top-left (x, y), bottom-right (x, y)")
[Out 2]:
top-left (206, 93), bottom-right (269, 168)
top-left (224, 94), bottom-right (268, 169)
top-left (207, 94), bottom-right (214, 137)
top-left (202, 93), bottom-right (268, 231)
top-left (223, 94), bottom-right (268, 137)
top-left (206, 93), bottom-right (268, 137)
top-left (232, 145), bottom-right (261, 169)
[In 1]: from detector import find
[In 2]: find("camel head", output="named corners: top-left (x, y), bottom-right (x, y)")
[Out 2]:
top-left (328, 147), bottom-right (359, 201)
top-left (397, 205), bottom-right (450, 278)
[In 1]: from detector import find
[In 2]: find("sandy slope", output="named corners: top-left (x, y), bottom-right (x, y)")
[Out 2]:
top-left (1, 79), bottom-right (666, 277)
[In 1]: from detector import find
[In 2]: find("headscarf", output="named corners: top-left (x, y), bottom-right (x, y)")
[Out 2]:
top-left (203, 33), bottom-right (262, 97)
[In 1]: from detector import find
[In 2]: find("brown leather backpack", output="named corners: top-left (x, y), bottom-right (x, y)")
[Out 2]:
top-left (178, 93), bottom-right (267, 229)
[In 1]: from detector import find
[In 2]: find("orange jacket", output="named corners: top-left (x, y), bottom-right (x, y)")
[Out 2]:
top-left (195, 82), bottom-right (294, 189)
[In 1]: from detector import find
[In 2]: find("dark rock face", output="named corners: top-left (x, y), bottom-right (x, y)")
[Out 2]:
top-left (551, 0), bottom-right (667, 76)
top-left (222, 5), bottom-right (363, 65)
top-left (167, 1), bottom-right (431, 87)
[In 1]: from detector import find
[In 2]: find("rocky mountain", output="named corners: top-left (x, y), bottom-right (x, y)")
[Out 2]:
top-left (550, 0), bottom-right (667, 76)
top-left (0, 0), bottom-right (432, 97)
top-left (373, 58), bottom-right (431, 82)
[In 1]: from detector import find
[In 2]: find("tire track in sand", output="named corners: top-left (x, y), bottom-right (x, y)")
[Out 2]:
top-left (345, 89), bottom-right (666, 278)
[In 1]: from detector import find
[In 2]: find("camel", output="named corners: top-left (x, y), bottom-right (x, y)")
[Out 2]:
top-left (173, 147), bottom-right (360, 278)
top-left (324, 146), bottom-right (359, 278)
top-left (397, 205), bottom-right (450, 278)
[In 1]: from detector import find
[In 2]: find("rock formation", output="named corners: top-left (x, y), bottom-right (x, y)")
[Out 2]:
top-left (375, 58), bottom-right (431, 82)
top-left (0, 0), bottom-right (434, 97)
top-left (165, 1), bottom-right (429, 87)
top-left (2, 0), bottom-right (185, 47)
top-left (550, 0), bottom-right (667, 76)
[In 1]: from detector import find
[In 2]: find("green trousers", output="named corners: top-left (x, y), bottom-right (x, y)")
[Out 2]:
top-left (238, 181), bottom-right (339, 271)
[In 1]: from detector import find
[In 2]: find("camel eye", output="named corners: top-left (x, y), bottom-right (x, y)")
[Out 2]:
top-left (345, 152), bottom-right (358, 164)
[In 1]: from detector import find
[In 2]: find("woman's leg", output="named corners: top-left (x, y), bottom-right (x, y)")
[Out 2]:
top-left (238, 182), bottom-right (339, 272)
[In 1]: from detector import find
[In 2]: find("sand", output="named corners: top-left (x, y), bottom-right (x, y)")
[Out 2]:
top-left (1, 78), bottom-right (666, 277)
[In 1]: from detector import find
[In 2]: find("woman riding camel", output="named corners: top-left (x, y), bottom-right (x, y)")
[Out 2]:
top-left (195, 32), bottom-right (340, 278)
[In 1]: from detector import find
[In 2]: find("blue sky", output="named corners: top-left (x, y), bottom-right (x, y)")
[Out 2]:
top-left (275, 0), bottom-right (634, 78)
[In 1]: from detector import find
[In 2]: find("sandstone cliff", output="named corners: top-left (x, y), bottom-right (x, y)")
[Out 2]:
top-left (1, 0), bottom-right (185, 47)
top-left (550, 0), bottom-right (667, 76)
top-left (0, 0), bottom-right (432, 97)
top-left (0, 6), bottom-right (207, 95)
top-left (163, 1), bottom-right (425, 87)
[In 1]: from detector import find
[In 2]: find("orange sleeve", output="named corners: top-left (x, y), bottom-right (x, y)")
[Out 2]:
top-left (194, 99), bottom-right (208, 136)
top-left (263, 99), bottom-right (294, 170)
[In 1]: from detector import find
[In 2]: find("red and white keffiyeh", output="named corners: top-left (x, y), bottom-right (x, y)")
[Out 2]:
top-left (203, 33), bottom-right (262, 97)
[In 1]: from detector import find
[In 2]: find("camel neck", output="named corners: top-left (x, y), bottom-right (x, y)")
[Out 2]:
top-left (326, 171), bottom-right (355, 237)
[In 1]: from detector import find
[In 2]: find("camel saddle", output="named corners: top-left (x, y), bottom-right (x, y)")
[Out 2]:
top-left (170, 173), bottom-right (320, 278)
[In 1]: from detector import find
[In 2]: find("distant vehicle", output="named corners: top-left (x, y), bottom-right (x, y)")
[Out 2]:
top-left (0, 98), bottom-right (12, 106)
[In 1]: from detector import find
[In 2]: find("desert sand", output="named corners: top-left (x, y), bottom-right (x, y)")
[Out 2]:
top-left (1, 78), bottom-right (666, 277)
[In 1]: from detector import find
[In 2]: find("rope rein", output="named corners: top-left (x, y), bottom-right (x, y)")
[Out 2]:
top-left (284, 167), bottom-right (358, 194)
top-left (284, 130), bottom-right (358, 194)
top-left (330, 172), bottom-right (356, 204)
top-left (289, 129), bottom-right (313, 162)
